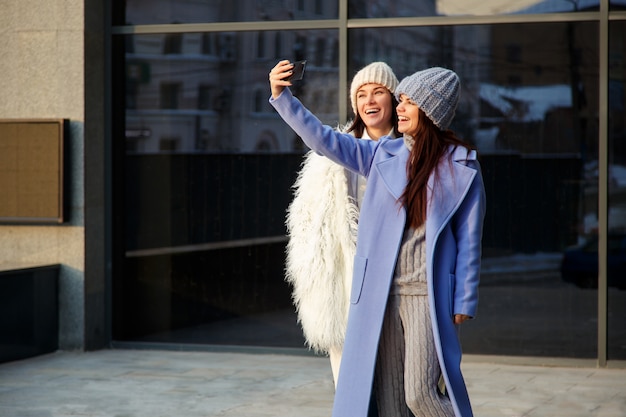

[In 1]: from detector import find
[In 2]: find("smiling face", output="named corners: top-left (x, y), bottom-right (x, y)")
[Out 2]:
top-left (396, 93), bottom-right (421, 136)
top-left (355, 83), bottom-right (394, 139)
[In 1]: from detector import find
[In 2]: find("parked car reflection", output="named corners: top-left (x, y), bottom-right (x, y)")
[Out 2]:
top-left (560, 232), bottom-right (626, 289)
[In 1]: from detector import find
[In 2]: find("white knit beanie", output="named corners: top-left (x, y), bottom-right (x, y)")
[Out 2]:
top-left (350, 62), bottom-right (399, 115)
top-left (395, 67), bottom-right (460, 131)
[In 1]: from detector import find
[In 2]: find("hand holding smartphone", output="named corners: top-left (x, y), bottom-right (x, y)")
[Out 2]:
top-left (286, 60), bottom-right (306, 81)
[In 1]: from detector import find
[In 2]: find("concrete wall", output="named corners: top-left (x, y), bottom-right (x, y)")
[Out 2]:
top-left (0, 1), bottom-right (106, 350)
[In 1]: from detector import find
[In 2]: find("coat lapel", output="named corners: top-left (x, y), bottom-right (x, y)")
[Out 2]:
top-left (427, 147), bottom-right (477, 241)
top-left (375, 138), bottom-right (409, 200)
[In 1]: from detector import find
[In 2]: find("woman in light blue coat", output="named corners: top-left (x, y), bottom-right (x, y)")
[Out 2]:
top-left (269, 61), bottom-right (486, 417)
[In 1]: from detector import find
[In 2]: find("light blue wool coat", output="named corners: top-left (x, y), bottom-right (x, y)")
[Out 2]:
top-left (271, 88), bottom-right (486, 417)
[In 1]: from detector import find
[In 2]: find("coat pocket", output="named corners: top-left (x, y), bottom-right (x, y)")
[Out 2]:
top-left (351, 256), bottom-right (368, 304)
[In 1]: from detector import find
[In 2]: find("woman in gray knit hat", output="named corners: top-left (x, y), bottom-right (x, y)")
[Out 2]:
top-left (285, 62), bottom-right (399, 388)
top-left (270, 62), bottom-right (486, 417)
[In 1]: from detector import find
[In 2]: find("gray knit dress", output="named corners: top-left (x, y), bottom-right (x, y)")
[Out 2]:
top-left (373, 223), bottom-right (455, 417)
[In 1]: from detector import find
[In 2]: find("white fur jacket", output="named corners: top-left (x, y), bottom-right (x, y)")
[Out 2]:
top-left (285, 149), bottom-right (360, 353)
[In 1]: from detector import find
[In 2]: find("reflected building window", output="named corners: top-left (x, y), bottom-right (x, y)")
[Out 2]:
top-left (331, 39), bottom-right (338, 66)
top-left (160, 83), bottom-right (181, 109)
top-left (198, 85), bottom-right (214, 110)
top-left (214, 87), bottom-right (232, 113)
top-left (219, 33), bottom-right (237, 62)
top-left (315, 0), bottom-right (323, 15)
top-left (274, 33), bottom-right (282, 59)
top-left (159, 137), bottom-right (179, 152)
top-left (202, 33), bottom-right (216, 56)
top-left (315, 38), bottom-right (325, 66)
top-left (257, 32), bottom-right (265, 59)
top-left (126, 62), bottom-right (146, 110)
top-left (126, 81), bottom-right (138, 110)
top-left (294, 35), bottom-right (307, 61)
top-left (163, 33), bottom-right (183, 54)
top-left (254, 90), bottom-right (266, 113)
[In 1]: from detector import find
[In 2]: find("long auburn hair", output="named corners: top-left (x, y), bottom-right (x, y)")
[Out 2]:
top-left (346, 93), bottom-right (400, 138)
top-left (401, 108), bottom-right (473, 229)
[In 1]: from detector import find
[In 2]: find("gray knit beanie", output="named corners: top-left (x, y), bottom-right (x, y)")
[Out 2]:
top-left (350, 62), bottom-right (399, 116)
top-left (395, 67), bottom-right (460, 130)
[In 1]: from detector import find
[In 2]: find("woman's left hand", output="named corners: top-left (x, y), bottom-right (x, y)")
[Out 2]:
top-left (269, 60), bottom-right (295, 99)
top-left (454, 314), bottom-right (471, 325)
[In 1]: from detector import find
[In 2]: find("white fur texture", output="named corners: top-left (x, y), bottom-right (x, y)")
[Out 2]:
top-left (285, 151), bottom-right (359, 353)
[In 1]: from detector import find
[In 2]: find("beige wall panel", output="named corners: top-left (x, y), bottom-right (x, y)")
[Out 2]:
top-left (0, 0), bottom-right (87, 350)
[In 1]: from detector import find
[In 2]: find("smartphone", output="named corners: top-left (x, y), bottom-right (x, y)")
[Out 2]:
top-left (286, 60), bottom-right (306, 81)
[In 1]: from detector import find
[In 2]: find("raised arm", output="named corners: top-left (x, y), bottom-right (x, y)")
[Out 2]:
top-left (268, 61), bottom-right (378, 177)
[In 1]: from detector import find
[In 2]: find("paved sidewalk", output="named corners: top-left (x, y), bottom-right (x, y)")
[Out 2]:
top-left (0, 349), bottom-right (624, 417)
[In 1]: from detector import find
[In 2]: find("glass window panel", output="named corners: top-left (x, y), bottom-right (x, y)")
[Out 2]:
top-left (349, 0), bottom-right (436, 18)
top-left (351, 22), bottom-right (599, 358)
top-left (608, 21), bottom-right (626, 360)
top-left (611, 1), bottom-right (626, 11)
top-left (349, 0), bottom-right (607, 18)
top-left (118, 0), bottom-right (338, 26)
top-left (114, 30), bottom-right (338, 346)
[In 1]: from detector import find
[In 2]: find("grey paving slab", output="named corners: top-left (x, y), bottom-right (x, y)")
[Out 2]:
top-left (0, 349), bottom-right (624, 417)
top-left (462, 361), bottom-right (626, 417)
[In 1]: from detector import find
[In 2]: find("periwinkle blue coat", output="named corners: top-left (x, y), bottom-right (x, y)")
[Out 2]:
top-left (271, 89), bottom-right (486, 417)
